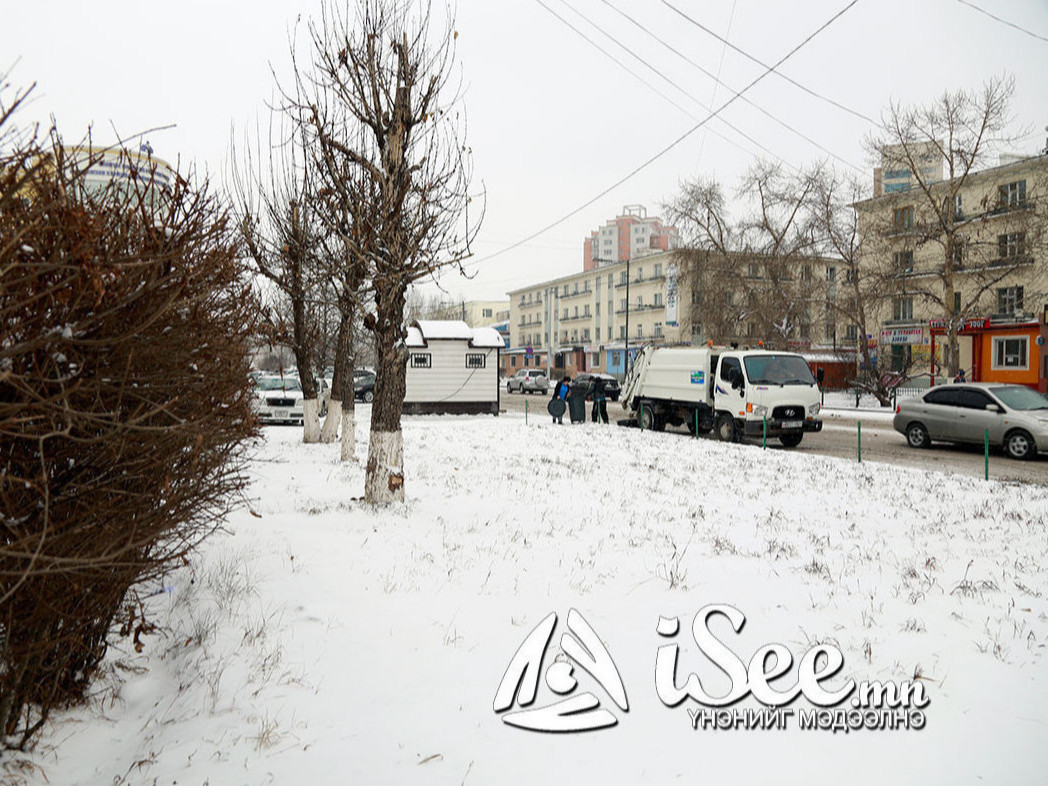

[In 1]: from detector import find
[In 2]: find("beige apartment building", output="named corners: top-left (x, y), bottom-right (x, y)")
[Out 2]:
top-left (506, 251), bottom-right (682, 378)
top-left (855, 152), bottom-right (1048, 391)
top-left (424, 299), bottom-right (510, 326)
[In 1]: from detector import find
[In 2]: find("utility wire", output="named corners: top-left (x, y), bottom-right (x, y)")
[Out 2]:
top-left (659, 0), bottom-right (876, 124)
top-left (533, 0), bottom-right (769, 165)
top-left (955, 0), bottom-right (1048, 44)
top-left (600, 0), bottom-right (863, 172)
top-left (698, 0), bottom-right (737, 164)
top-left (466, 0), bottom-right (862, 271)
top-left (552, 0), bottom-right (799, 172)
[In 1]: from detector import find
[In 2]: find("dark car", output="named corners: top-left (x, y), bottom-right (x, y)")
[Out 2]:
top-left (354, 369), bottom-right (376, 403)
top-left (574, 372), bottom-right (622, 402)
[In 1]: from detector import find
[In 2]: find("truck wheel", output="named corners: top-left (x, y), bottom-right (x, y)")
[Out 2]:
top-left (779, 433), bottom-right (803, 448)
top-left (715, 413), bottom-right (737, 443)
top-left (639, 404), bottom-right (658, 431)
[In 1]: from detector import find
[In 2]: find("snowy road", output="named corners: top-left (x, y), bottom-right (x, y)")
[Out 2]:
top-left (499, 390), bottom-right (1048, 485)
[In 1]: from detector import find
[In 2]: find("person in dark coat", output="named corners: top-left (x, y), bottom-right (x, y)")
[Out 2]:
top-left (550, 375), bottom-right (571, 424)
top-left (590, 375), bottom-right (609, 424)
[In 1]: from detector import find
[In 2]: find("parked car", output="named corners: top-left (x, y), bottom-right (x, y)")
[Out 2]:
top-left (507, 368), bottom-right (549, 394)
top-left (254, 375), bottom-right (306, 425)
top-left (573, 372), bottom-right (622, 402)
top-left (893, 383), bottom-right (1048, 460)
top-left (354, 369), bottom-right (376, 403)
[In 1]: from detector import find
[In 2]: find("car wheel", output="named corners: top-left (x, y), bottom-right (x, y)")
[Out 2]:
top-left (1004, 429), bottom-right (1036, 460)
top-left (779, 433), bottom-right (803, 448)
top-left (905, 422), bottom-right (931, 449)
top-left (364, 390), bottom-right (374, 403)
top-left (715, 413), bottom-right (737, 443)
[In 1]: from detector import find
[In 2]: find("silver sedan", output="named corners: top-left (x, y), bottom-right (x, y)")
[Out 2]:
top-left (893, 383), bottom-right (1048, 460)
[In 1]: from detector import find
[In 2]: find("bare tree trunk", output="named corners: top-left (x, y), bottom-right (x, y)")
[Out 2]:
top-left (365, 286), bottom-right (407, 502)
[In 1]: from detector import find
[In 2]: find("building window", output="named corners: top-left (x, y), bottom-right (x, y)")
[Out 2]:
top-left (893, 251), bottom-right (914, 274)
top-left (801, 264), bottom-right (812, 282)
top-left (636, 324), bottom-right (644, 338)
top-left (799, 323), bottom-right (811, 339)
top-left (590, 352), bottom-right (599, 366)
top-left (654, 322), bottom-right (663, 337)
top-left (573, 306), bottom-right (579, 317)
top-left (997, 286), bottom-right (1024, 315)
top-left (691, 323), bottom-right (702, 336)
top-left (893, 297), bottom-right (914, 321)
top-left (620, 326), bottom-right (626, 339)
top-left (465, 353), bottom-right (485, 369)
top-left (636, 295), bottom-right (643, 307)
top-left (747, 262), bottom-right (761, 279)
top-left (999, 180), bottom-right (1026, 208)
top-left (892, 206), bottom-right (914, 231)
top-left (998, 232), bottom-right (1026, 260)
top-left (482, 308), bottom-right (492, 318)
top-left (620, 299), bottom-right (627, 311)
top-left (595, 327), bottom-right (601, 340)
top-left (619, 272), bottom-right (628, 285)
top-left (692, 290), bottom-right (700, 305)
top-left (654, 293), bottom-right (663, 307)
top-left (563, 308), bottom-right (569, 319)
top-left (826, 266), bottom-right (837, 282)
top-left (654, 263), bottom-right (662, 277)
top-left (410, 353), bottom-right (432, 368)
top-left (992, 336), bottom-right (1028, 369)
top-left (954, 292), bottom-right (962, 315)
top-left (844, 325), bottom-right (858, 342)
top-left (511, 356), bottom-right (518, 367)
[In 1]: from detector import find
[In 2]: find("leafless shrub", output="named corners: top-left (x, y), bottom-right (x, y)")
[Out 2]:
top-left (0, 89), bottom-right (258, 748)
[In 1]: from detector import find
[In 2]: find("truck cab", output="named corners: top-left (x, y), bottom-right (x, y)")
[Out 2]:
top-left (712, 350), bottom-right (823, 446)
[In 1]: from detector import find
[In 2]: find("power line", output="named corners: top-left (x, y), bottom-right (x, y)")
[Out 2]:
top-left (551, 0), bottom-right (801, 172)
top-left (532, 0), bottom-right (771, 165)
top-left (599, 0), bottom-right (863, 172)
top-left (466, 0), bottom-right (862, 271)
top-left (698, 0), bottom-right (738, 164)
top-left (955, 0), bottom-right (1048, 44)
top-left (659, 0), bottom-right (876, 124)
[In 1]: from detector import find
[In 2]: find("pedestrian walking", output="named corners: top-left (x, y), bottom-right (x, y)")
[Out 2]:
top-left (590, 375), bottom-right (609, 424)
top-left (549, 375), bottom-right (570, 424)
top-left (954, 368), bottom-right (967, 383)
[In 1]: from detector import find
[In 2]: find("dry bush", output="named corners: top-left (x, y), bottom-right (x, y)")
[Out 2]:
top-left (0, 92), bottom-right (259, 748)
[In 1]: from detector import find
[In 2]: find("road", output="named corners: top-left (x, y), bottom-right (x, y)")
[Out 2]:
top-left (498, 388), bottom-right (1048, 485)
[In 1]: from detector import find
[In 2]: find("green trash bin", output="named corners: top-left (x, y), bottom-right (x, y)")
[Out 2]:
top-left (566, 385), bottom-right (587, 423)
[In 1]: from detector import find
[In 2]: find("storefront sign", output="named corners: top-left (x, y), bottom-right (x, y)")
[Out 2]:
top-left (880, 327), bottom-right (923, 345)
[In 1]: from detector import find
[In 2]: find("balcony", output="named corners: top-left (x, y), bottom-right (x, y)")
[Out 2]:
top-left (560, 288), bottom-right (593, 300)
top-left (561, 313), bottom-right (592, 322)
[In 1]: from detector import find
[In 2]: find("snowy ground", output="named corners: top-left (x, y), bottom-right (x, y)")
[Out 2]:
top-left (9, 411), bottom-right (1048, 785)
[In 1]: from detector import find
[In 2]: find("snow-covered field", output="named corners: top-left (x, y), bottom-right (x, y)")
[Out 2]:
top-left (10, 411), bottom-right (1048, 785)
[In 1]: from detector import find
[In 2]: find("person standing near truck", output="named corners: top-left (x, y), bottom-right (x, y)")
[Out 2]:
top-left (550, 375), bottom-right (571, 424)
top-left (590, 375), bottom-right (609, 424)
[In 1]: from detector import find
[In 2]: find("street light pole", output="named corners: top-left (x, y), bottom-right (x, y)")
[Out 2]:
top-left (624, 257), bottom-right (631, 373)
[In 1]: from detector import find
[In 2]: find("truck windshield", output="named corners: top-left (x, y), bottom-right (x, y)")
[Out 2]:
top-left (744, 355), bottom-right (815, 386)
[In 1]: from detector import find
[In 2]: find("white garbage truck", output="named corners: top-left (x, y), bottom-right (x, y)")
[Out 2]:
top-left (620, 345), bottom-right (823, 447)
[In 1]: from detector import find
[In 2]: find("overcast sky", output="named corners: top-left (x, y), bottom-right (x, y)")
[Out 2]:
top-left (4, 0), bottom-right (1048, 303)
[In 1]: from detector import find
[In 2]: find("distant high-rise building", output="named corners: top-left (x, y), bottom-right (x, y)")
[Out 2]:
top-left (582, 204), bottom-right (679, 271)
top-left (873, 141), bottom-right (943, 196)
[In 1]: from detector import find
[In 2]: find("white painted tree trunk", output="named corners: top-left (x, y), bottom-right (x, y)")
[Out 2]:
top-left (364, 429), bottom-right (403, 502)
top-left (302, 398), bottom-right (321, 443)
top-left (341, 407), bottom-right (356, 462)
top-left (320, 399), bottom-right (341, 443)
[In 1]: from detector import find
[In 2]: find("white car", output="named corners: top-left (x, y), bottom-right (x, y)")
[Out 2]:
top-left (253, 375), bottom-right (328, 424)
top-left (507, 368), bottom-right (549, 394)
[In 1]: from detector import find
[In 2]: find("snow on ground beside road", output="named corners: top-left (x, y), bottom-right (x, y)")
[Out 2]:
top-left (11, 412), bottom-right (1048, 785)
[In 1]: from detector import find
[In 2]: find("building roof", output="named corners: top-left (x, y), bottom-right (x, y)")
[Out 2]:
top-left (406, 320), bottom-right (506, 349)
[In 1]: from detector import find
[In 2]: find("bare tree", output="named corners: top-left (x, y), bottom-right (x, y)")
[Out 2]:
top-left (299, 0), bottom-right (481, 503)
top-left (667, 162), bottom-right (830, 349)
top-left (863, 75), bottom-right (1046, 377)
top-left (230, 111), bottom-right (327, 442)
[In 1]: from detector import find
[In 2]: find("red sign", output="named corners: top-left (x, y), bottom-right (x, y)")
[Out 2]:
top-left (928, 317), bottom-right (989, 330)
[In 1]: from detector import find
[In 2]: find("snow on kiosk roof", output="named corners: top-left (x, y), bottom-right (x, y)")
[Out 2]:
top-left (406, 320), bottom-right (503, 348)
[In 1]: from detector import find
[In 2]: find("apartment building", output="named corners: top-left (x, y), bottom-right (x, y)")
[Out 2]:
top-left (506, 251), bottom-right (680, 378)
top-left (856, 153), bottom-right (1048, 391)
top-left (582, 205), bottom-right (680, 272)
top-left (423, 299), bottom-right (510, 327)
